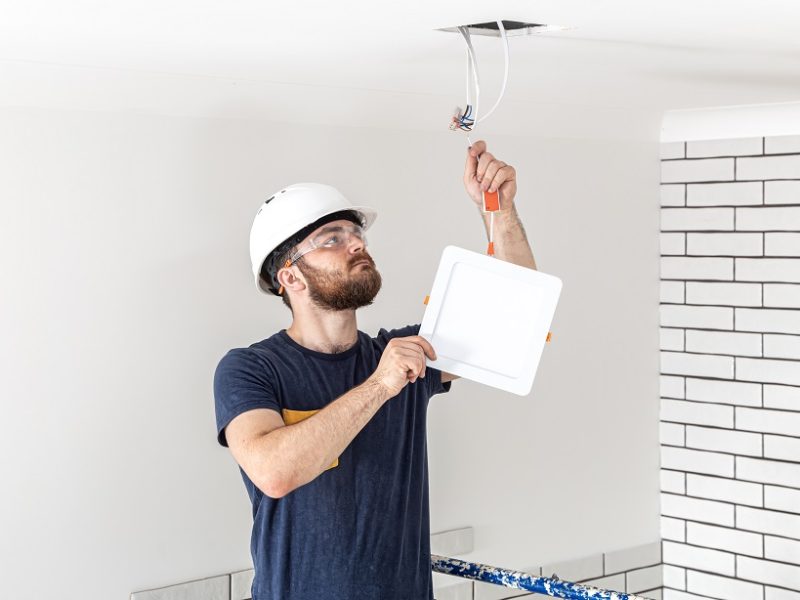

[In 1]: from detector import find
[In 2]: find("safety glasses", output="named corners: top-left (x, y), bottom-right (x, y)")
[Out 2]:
top-left (277, 223), bottom-right (368, 294)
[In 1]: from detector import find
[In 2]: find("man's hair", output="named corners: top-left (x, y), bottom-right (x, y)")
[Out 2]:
top-left (259, 209), bottom-right (364, 311)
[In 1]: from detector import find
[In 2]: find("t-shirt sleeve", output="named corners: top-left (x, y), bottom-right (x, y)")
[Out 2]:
top-left (213, 348), bottom-right (280, 447)
top-left (374, 323), bottom-right (452, 398)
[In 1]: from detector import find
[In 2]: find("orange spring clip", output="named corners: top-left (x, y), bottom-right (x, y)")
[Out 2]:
top-left (487, 242), bottom-right (495, 256)
top-left (277, 259), bottom-right (292, 295)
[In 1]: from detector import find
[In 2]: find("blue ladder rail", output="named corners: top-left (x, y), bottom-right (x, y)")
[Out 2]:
top-left (431, 555), bottom-right (654, 600)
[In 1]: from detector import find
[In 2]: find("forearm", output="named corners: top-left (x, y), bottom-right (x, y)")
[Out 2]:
top-left (255, 377), bottom-right (390, 497)
top-left (479, 202), bottom-right (537, 270)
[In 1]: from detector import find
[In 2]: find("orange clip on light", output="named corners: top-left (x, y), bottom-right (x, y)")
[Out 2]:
top-left (277, 259), bottom-right (292, 295)
top-left (423, 295), bottom-right (430, 305)
top-left (546, 332), bottom-right (552, 343)
top-left (483, 189), bottom-right (500, 212)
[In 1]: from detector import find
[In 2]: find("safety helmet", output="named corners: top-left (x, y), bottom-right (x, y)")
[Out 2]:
top-left (249, 182), bottom-right (378, 295)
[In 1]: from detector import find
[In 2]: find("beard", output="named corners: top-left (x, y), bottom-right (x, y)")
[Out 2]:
top-left (296, 254), bottom-right (382, 311)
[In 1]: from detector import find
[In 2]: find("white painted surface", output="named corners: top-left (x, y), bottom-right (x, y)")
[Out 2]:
top-left (0, 108), bottom-right (660, 598)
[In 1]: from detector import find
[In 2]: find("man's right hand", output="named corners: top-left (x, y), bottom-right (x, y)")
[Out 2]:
top-left (369, 336), bottom-right (438, 397)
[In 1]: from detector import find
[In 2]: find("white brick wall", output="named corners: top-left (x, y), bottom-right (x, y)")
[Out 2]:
top-left (660, 136), bottom-right (800, 600)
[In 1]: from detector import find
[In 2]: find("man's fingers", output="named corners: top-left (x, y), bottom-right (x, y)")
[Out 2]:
top-left (395, 349), bottom-right (426, 380)
top-left (487, 164), bottom-right (515, 193)
top-left (406, 336), bottom-right (437, 361)
top-left (476, 152), bottom-right (496, 183)
top-left (464, 140), bottom-right (488, 183)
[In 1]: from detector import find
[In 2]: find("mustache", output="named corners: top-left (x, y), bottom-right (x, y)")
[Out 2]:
top-left (350, 256), bottom-right (374, 268)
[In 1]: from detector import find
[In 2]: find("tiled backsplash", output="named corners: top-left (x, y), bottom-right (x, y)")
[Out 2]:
top-left (660, 136), bottom-right (800, 600)
top-left (131, 538), bottom-right (662, 600)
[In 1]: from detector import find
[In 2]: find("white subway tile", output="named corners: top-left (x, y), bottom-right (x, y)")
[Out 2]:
top-left (661, 328), bottom-right (685, 351)
top-left (662, 233), bottom-right (687, 255)
top-left (764, 334), bottom-right (800, 359)
top-left (764, 284), bottom-right (800, 308)
top-left (662, 184), bottom-right (687, 206)
top-left (627, 565), bottom-right (662, 593)
top-left (688, 138), bottom-right (763, 158)
top-left (764, 384), bottom-right (800, 410)
top-left (766, 233), bottom-right (800, 257)
top-left (764, 485), bottom-right (800, 513)
top-left (663, 142), bottom-right (687, 159)
top-left (662, 447), bottom-right (734, 478)
top-left (764, 435), bottom-right (800, 462)
top-left (662, 516), bottom-right (687, 541)
top-left (662, 399), bottom-right (734, 428)
top-left (736, 308), bottom-right (800, 334)
top-left (663, 589), bottom-right (708, 600)
top-left (686, 473), bottom-right (763, 507)
top-left (581, 573), bottom-right (625, 591)
top-left (130, 575), bottom-right (230, 600)
top-left (604, 541), bottom-right (661, 574)
top-left (661, 375), bottom-right (686, 398)
top-left (662, 208), bottom-right (734, 231)
top-left (687, 182), bottom-right (762, 206)
top-left (686, 378), bottom-right (762, 407)
top-left (765, 181), bottom-right (800, 205)
top-left (737, 456), bottom-right (800, 488)
top-left (662, 541), bottom-right (735, 575)
top-left (661, 423), bottom-right (686, 446)
top-left (736, 358), bottom-right (800, 386)
top-left (686, 282), bottom-right (762, 307)
top-left (687, 570), bottom-right (764, 600)
top-left (738, 155), bottom-right (800, 180)
top-left (737, 555), bottom-right (800, 590)
top-left (662, 469), bottom-right (686, 492)
top-left (766, 588), bottom-right (800, 600)
top-left (765, 135), bottom-right (800, 155)
top-left (685, 330), bottom-right (761, 357)
top-left (686, 425), bottom-right (762, 456)
top-left (664, 565), bottom-right (686, 590)
top-left (687, 233), bottom-right (763, 256)
top-left (735, 407), bottom-right (800, 437)
top-left (738, 507), bottom-right (800, 539)
top-left (736, 258), bottom-right (800, 283)
top-left (687, 521), bottom-right (763, 558)
top-left (662, 352), bottom-right (734, 379)
top-left (541, 553), bottom-right (603, 583)
top-left (765, 536), bottom-right (800, 565)
top-left (663, 158), bottom-right (735, 183)
top-left (737, 207), bottom-right (800, 231)
top-left (662, 257), bottom-right (734, 280)
top-left (662, 281), bottom-right (686, 303)
top-left (661, 305), bottom-right (733, 329)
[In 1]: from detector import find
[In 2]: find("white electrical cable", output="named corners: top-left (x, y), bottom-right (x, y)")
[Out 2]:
top-left (478, 20), bottom-right (509, 123)
top-left (459, 20), bottom-right (510, 141)
top-left (458, 26), bottom-right (480, 146)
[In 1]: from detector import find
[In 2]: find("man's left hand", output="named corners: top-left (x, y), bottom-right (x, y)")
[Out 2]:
top-left (463, 140), bottom-right (517, 210)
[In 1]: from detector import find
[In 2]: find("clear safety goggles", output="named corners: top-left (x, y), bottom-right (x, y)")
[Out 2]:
top-left (288, 222), bottom-right (368, 265)
top-left (277, 223), bottom-right (368, 294)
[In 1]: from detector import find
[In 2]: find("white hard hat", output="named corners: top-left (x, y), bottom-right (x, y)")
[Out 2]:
top-left (249, 182), bottom-right (378, 295)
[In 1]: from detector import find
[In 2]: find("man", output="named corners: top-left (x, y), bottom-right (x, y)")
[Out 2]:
top-left (214, 140), bottom-right (537, 600)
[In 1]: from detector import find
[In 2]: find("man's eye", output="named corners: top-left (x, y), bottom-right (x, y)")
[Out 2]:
top-left (323, 235), bottom-right (340, 246)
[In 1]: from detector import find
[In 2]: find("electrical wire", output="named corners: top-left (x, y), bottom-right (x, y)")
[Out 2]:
top-left (452, 20), bottom-right (511, 258)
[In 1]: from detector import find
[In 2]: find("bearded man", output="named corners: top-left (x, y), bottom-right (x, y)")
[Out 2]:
top-left (213, 140), bottom-right (536, 600)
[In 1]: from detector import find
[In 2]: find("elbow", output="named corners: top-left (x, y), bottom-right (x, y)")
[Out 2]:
top-left (256, 472), bottom-right (297, 499)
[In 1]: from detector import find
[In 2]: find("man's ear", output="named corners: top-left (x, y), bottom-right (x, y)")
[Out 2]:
top-left (277, 264), bottom-right (305, 293)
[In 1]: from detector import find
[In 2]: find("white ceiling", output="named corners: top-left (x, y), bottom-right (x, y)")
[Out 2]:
top-left (2, 0), bottom-right (800, 138)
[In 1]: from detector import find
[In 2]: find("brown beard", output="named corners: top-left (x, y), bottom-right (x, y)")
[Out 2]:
top-left (296, 255), bottom-right (382, 311)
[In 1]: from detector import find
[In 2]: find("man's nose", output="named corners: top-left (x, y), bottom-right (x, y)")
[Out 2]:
top-left (347, 235), bottom-right (365, 253)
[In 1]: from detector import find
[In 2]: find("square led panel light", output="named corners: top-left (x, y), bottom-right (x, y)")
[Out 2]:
top-left (420, 246), bottom-right (562, 396)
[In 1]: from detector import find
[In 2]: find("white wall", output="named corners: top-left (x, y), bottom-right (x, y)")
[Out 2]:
top-left (0, 106), bottom-right (662, 598)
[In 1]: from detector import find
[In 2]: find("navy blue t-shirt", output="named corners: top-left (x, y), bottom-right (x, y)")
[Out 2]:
top-left (213, 323), bottom-right (451, 600)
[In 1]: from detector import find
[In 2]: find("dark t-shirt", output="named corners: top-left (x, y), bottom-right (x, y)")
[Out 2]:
top-left (213, 323), bottom-right (452, 600)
